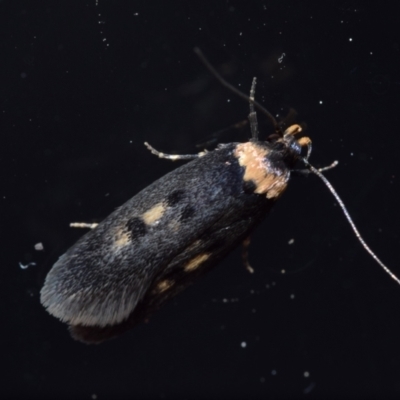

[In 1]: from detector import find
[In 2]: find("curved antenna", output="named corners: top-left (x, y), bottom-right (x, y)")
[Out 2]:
top-left (303, 157), bottom-right (400, 285)
top-left (193, 47), bottom-right (279, 132)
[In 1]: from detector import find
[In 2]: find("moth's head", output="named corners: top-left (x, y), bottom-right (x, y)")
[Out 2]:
top-left (267, 124), bottom-right (312, 165)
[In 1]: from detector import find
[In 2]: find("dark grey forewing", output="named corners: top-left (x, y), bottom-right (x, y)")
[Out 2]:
top-left (40, 145), bottom-right (248, 328)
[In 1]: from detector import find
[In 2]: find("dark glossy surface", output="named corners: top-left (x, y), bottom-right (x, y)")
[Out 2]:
top-left (2, 1), bottom-right (400, 399)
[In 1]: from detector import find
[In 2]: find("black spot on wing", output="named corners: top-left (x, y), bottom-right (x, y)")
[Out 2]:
top-left (126, 217), bottom-right (147, 239)
top-left (166, 190), bottom-right (185, 207)
top-left (179, 205), bottom-right (195, 221)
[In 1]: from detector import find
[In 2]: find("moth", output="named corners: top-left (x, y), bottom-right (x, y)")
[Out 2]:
top-left (40, 49), bottom-right (400, 344)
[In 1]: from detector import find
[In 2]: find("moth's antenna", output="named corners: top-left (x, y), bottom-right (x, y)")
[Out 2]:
top-left (193, 47), bottom-right (279, 132)
top-left (303, 157), bottom-right (400, 285)
top-left (249, 77), bottom-right (259, 140)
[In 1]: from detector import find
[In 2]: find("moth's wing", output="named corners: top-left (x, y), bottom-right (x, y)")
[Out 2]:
top-left (41, 149), bottom-right (245, 329)
top-left (40, 211), bottom-right (167, 328)
top-left (68, 209), bottom-right (269, 343)
top-left (68, 189), bottom-right (275, 344)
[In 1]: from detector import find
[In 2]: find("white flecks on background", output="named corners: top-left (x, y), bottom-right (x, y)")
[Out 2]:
top-left (34, 242), bottom-right (44, 251)
top-left (278, 53), bottom-right (285, 63)
top-left (319, 100), bottom-right (323, 104)
top-left (349, 38), bottom-right (353, 41)
top-left (240, 341), bottom-right (247, 348)
top-left (19, 262), bottom-right (37, 270)
top-left (95, 2), bottom-right (109, 47)
top-left (288, 238), bottom-right (295, 245)
top-left (290, 294), bottom-right (295, 300)
top-left (281, 269), bottom-right (286, 274)
top-left (271, 369), bottom-right (277, 376)
top-left (218, 298), bottom-right (239, 303)
top-left (304, 371), bottom-right (310, 378)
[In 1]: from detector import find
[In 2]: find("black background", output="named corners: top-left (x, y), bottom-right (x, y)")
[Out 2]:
top-left (2, 1), bottom-right (400, 399)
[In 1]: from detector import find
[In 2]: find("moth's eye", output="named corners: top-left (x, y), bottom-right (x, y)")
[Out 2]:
top-left (290, 140), bottom-right (302, 155)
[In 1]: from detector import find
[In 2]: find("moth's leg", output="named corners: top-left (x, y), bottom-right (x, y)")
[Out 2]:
top-left (318, 160), bottom-right (339, 172)
top-left (144, 142), bottom-right (206, 161)
top-left (292, 160), bottom-right (339, 176)
top-left (70, 222), bottom-right (99, 229)
top-left (242, 236), bottom-right (254, 274)
top-left (291, 168), bottom-right (311, 177)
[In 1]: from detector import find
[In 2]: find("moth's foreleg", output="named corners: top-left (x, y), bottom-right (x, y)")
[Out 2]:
top-left (144, 142), bottom-right (206, 161)
top-left (70, 222), bottom-right (99, 229)
top-left (242, 236), bottom-right (254, 274)
top-left (293, 160), bottom-right (339, 176)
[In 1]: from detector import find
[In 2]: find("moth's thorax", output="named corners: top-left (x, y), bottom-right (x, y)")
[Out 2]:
top-left (234, 141), bottom-right (291, 199)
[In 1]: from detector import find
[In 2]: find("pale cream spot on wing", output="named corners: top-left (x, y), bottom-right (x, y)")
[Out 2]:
top-left (183, 253), bottom-right (210, 272)
top-left (114, 233), bottom-right (130, 247)
top-left (114, 229), bottom-right (131, 247)
top-left (142, 203), bottom-right (166, 225)
top-left (155, 279), bottom-right (174, 293)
